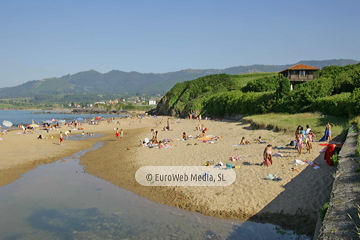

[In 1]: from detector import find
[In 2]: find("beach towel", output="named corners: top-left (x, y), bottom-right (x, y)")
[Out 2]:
top-left (294, 159), bottom-right (306, 165)
top-left (272, 153), bottom-right (283, 157)
top-left (324, 144), bottom-right (336, 166)
top-left (275, 146), bottom-right (285, 149)
top-left (319, 127), bottom-right (329, 142)
top-left (197, 137), bottom-right (212, 140)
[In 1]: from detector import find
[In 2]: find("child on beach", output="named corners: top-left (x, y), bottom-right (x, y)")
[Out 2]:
top-left (263, 144), bottom-right (273, 166)
top-left (115, 128), bottom-right (120, 140)
top-left (183, 132), bottom-right (189, 140)
top-left (306, 130), bottom-right (316, 153)
top-left (64, 130), bottom-right (71, 139)
top-left (120, 129), bottom-right (124, 139)
top-left (59, 131), bottom-right (63, 145)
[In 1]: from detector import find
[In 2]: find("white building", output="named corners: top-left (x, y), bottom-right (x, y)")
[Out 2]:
top-left (149, 99), bottom-right (157, 105)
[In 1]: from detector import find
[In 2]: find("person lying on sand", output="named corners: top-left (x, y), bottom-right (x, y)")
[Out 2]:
top-left (240, 137), bottom-right (251, 145)
top-left (158, 141), bottom-right (173, 149)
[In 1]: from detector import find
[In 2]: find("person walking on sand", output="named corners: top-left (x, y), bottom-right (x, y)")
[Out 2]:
top-left (59, 131), bottom-right (63, 145)
top-left (120, 129), bottom-right (124, 139)
top-left (115, 128), bottom-right (120, 140)
top-left (263, 144), bottom-right (273, 166)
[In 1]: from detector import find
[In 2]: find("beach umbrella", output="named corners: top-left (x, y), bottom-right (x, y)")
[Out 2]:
top-left (76, 117), bottom-right (84, 121)
top-left (50, 118), bottom-right (58, 122)
top-left (29, 123), bottom-right (39, 128)
top-left (95, 117), bottom-right (101, 120)
top-left (2, 120), bottom-right (13, 127)
top-left (43, 120), bottom-right (54, 124)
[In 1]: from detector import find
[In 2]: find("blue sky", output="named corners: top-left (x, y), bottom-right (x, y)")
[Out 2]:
top-left (0, 0), bottom-right (359, 87)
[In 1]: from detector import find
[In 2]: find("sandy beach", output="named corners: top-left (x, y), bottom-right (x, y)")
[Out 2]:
top-left (0, 115), bottom-right (336, 236)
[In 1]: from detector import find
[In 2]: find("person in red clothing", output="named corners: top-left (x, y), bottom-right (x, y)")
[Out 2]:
top-left (324, 144), bottom-right (336, 166)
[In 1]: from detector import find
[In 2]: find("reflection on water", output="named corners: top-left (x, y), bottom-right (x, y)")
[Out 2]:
top-left (0, 142), bottom-right (309, 240)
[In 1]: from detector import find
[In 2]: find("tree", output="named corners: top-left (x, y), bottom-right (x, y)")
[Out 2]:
top-left (275, 75), bottom-right (291, 98)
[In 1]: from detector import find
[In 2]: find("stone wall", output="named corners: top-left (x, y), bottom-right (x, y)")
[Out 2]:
top-left (316, 125), bottom-right (360, 239)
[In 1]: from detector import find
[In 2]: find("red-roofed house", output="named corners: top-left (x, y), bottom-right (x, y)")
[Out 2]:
top-left (279, 64), bottom-right (320, 90)
top-left (279, 64), bottom-right (320, 82)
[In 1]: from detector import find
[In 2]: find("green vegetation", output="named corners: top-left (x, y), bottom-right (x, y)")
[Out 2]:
top-left (320, 202), bottom-right (330, 221)
top-left (352, 116), bottom-right (360, 157)
top-left (157, 63), bottom-right (360, 119)
top-left (242, 113), bottom-right (348, 136)
top-left (241, 74), bottom-right (282, 92)
top-left (0, 98), bottom-right (67, 110)
top-left (331, 155), bottom-right (339, 165)
top-left (156, 73), bottom-right (277, 117)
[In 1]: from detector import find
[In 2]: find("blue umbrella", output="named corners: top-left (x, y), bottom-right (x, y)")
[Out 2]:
top-left (76, 117), bottom-right (84, 121)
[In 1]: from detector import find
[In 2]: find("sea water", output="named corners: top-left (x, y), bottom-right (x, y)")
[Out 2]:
top-left (0, 142), bottom-right (310, 240)
top-left (0, 110), bottom-right (127, 126)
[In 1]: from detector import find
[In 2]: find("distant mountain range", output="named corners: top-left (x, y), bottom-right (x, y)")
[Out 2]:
top-left (0, 59), bottom-right (358, 98)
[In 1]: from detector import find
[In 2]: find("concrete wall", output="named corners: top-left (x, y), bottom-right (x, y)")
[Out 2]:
top-left (316, 125), bottom-right (360, 239)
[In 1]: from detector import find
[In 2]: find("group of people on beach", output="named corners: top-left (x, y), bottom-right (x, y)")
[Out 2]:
top-left (294, 125), bottom-right (316, 156)
top-left (115, 128), bottom-right (124, 140)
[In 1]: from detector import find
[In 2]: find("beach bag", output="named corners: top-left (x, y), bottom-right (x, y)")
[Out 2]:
top-left (226, 163), bottom-right (233, 169)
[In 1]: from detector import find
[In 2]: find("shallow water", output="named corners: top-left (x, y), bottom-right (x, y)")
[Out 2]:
top-left (66, 133), bottom-right (104, 141)
top-left (0, 142), bottom-right (309, 240)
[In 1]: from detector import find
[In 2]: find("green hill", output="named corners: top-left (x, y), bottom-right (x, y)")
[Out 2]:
top-left (156, 62), bottom-right (360, 118)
